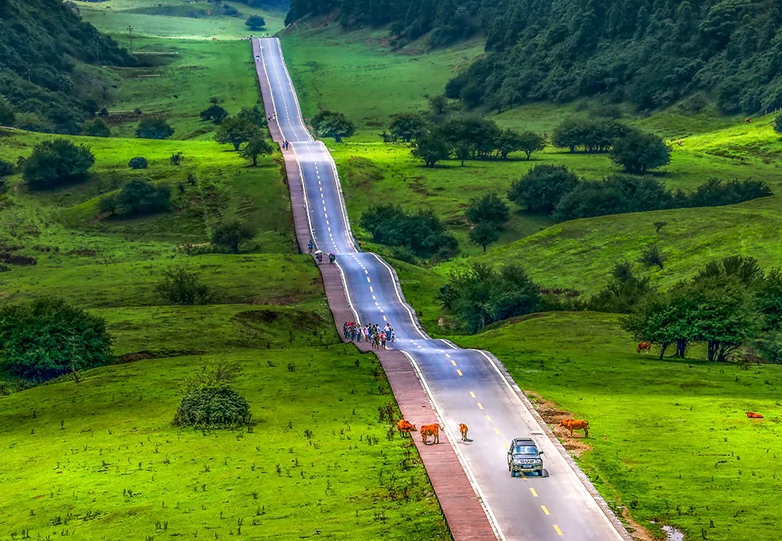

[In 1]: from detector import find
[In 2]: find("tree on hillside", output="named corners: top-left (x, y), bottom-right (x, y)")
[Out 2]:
top-left (610, 129), bottom-right (671, 175)
top-left (22, 139), bottom-right (95, 190)
top-left (311, 110), bottom-right (356, 142)
top-left (136, 118), bottom-right (175, 140)
top-left (469, 222), bottom-right (500, 252)
top-left (245, 15), bottom-right (266, 30)
top-left (411, 135), bottom-right (450, 167)
top-left (588, 262), bottom-right (654, 314)
top-left (516, 131), bottom-right (547, 160)
top-left (82, 118), bottom-right (111, 137)
top-left (115, 179), bottom-right (172, 216)
top-left (156, 267), bottom-right (211, 306)
top-left (0, 96), bottom-right (15, 126)
top-left (438, 263), bottom-right (540, 332)
top-left (215, 117), bottom-right (262, 150)
top-left (200, 104), bottom-right (229, 124)
top-left (238, 105), bottom-right (266, 127)
top-left (552, 117), bottom-right (629, 153)
top-left (494, 129), bottom-right (545, 160)
top-left (507, 164), bottom-right (580, 213)
top-left (240, 136), bottom-right (273, 166)
top-left (0, 297), bottom-right (113, 382)
top-left (389, 113), bottom-right (428, 142)
top-left (211, 220), bottom-right (255, 253)
top-left (775, 113), bottom-right (782, 138)
top-left (428, 95), bottom-right (449, 115)
top-left (639, 244), bottom-right (666, 270)
top-left (465, 193), bottom-right (509, 227)
top-left (0, 158), bottom-right (15, 177)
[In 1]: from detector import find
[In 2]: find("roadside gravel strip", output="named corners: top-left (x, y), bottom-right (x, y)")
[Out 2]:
top-left (251, 37), bottom-right (632, 541)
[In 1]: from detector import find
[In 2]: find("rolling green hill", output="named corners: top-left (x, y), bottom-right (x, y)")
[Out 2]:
top-left (0, 0), bottom-right (134, 132)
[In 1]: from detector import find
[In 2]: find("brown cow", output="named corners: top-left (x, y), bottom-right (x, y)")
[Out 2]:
top-left (397, 419), bottom-right (416, 437)
top-left (459, 423), bottom-right (469, 442)
top-left (637, 342), bottom-right (652, 354)
top-left (746, 412), bottom-right (763, 419)
top-left (419, 424), bottom-right (441, 444)
top-left (560, 419), bottom-right (589, 438)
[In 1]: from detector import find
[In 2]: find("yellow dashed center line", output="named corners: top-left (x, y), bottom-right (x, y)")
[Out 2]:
top-left (485, 415), bottom-right (492, 423)
top-left (477, 403), bottom-right (483, 410)
top-left (541, 505), bottom-right (550, 516)
top-left (469, 392), bottom-right (476, 398)
top-left (529, 488), bottom-right (538, 498)
top-left (553, 525), bottom-right (563, 536)
top-left (456, 369), bottom-right (463, 376)
top-left (493, 427), bottom-right (500, 435)
top-left (451, 360), bottom-right (457, 366)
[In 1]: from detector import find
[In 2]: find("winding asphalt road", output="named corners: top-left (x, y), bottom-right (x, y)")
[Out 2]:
top-left (253, 37), bottom-right (629, 541)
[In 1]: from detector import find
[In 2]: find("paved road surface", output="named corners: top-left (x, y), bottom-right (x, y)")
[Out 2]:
top-left (254, 37), bottom-right (628, 541)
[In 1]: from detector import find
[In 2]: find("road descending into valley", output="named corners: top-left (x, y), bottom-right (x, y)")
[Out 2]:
top-left (253, 37), bottom-right (629, 541)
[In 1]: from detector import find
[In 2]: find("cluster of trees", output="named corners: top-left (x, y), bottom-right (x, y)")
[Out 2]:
top-left (0, 0), bottom-right (134, 134)
top-left (311, 110), bottom-right (356, 143)
top-left (508, 164), bottom-right (772, 222)
top-left (623, 256), bottom-right (782, 363)
top-left (552, 117), bottom-right (671, 174)
top-left (21, 139), bottom-right (96, 190)
top-left (99, 180), bottom-right (172, 218)
top-left (245, 15), bottom-right (266, 30)
top-left (438, 263), bottom-right (540, 332)
top-left (359, 204), bottom-right (458, 260)
top-left (213, 105), bottom-right (274, 165)
top-left (0, 297), bottom-right (113, 382)
top-left (411, 116), bottom-right (546, 167)
top-left (136, 118), bottom-right (175, 140)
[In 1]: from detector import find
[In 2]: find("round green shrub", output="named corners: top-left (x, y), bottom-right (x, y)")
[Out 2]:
top-left (128, 157), bottom-right (148, 170)
top-left (173, 383), bottom-right (252, 429)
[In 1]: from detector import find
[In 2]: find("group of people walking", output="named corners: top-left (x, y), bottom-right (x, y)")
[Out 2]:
top-left (343, 322), bottom-right (396, 349)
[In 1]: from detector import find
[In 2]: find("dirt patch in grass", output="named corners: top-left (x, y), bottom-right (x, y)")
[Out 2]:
top-left (526, 390), bottom-right (592, 458)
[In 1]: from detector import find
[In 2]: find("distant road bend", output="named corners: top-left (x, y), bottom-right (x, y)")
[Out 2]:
top-left (253, 37), bottom-right (629, 541)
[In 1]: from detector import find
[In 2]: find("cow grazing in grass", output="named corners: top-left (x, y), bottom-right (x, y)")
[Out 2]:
top-left (420, 424), bottom-right (441, 444)
top-left (637, 342), bottom-right (652, 354)
top-left (746, 412), bottom-right (763, 419)
top-left (459, 423), bottom-right (469, 442)
top-left (397, 419), bottom-right (416, 437)
top-left (560, 419), bottom-right (590, 437)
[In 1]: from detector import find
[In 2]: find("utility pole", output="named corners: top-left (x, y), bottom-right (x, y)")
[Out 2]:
top-left (128, 25), bottom-right (134, 54)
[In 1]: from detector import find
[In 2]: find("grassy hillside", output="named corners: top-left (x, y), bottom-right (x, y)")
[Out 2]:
top-left (75, 0), bottom-right (288, 139)
top-left (455, 312), bottom-right (782, 541)
top-left (0, 0), bottom-right (133, 132)
top-left (0, 8), bottom-right (451, 540)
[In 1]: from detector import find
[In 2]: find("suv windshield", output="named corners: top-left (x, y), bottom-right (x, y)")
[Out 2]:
top-left (514, 446), bottom-right (538, 455)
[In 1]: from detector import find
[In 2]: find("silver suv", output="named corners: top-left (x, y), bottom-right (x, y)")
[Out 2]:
top-left (507, 438), bottom-right (544, 477)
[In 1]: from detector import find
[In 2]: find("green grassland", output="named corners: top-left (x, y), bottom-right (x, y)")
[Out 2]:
top-left (455, 312), bottom-right (782, 541)
top-left (0, 347), bottom-right (449, 540)
top-left (77, 0), bottom-right (286, 139)
top-left (0, 8), bottom-right (451, 540)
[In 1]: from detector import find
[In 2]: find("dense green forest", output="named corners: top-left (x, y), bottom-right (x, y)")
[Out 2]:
top-left (0, 0), bottom-right (133, 133)
top-left (286, 0), bottom-right (782, 114)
